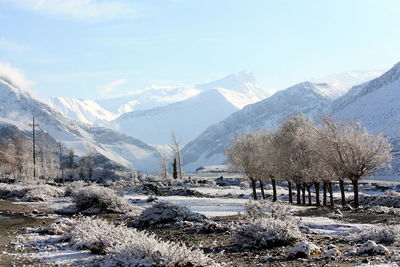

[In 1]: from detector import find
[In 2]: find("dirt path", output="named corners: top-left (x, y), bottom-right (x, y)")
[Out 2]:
top-left (0, 200), bottom-right (53, 266)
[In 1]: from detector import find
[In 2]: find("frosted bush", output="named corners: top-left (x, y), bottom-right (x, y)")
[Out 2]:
top-left (358, 194), bottom-right (400, 208)
top-left (71, 184), bottom-right (134, 214)
top-left (232, 217), bottom-right (304, 249)
top-left (64, 180), bottom-right (85, 196)
top-left (385, 190), bottom-right (400, 197)
top-left (349, 225), bottom-right (400, 245)
top-left (243, 200), bottom-right (293, 220)
top-left (67, 217), bottom-right (221, 266)
top-left (134, 201), bottom-right (205, 227)
top-left (367, 205), bottom-right (400, 215)
top-left (0, 183), bottom-right (64, 202)
top-left (35, 217), bottom-right (75, 235)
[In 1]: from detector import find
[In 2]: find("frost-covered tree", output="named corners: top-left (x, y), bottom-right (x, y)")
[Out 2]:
top-left (274, 114), bottom-right (317, 205)
top-left (158, 147), bottom-right (169, 179)
top-left (318, 116), bottom-right (392, 208)
top-left (254, 130), bottom-right (279, 201)
top-left (226, 133), bottom-right (260, 200)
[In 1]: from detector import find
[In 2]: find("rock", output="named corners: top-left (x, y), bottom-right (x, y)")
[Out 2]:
top-left (325, 248), bottom-right (341, 258)
top-left (362, 258), bottom-right (370, 264)
top-left (32, 209), bottom-right (39, 214)
top-left (287, 241), bottom-right (321, 259)
top-left (346, 247), bottom-right (357, 256)
top-left (356, 240), bottom-right (389, 256)
top-left (146, 195), bottom-right (158, 202)
top-left (328, 212), bottom-right (343, 219)
top-left (327, 244), bottom-right (338, 249)
top-left (260, 255), bottom-right (274, 263)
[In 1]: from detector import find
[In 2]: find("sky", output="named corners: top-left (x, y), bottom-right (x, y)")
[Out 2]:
top-left (0, 0), bottom-right (399, 100)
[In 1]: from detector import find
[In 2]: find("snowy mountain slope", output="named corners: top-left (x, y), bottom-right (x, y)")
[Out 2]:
top-left (109, 89), bottom-right (240, 145)
top-left (46, 97), bottom-right (117, 124)
top-left (313, 70), bottom-right (384, 91)
top-left (181, 82), bottom-right (338, 171)
top-left (97, 71), bottom-right (268, 115)
top-left (0, 78), bottom-right (159, 172)
top-left (330, 62), bottom-right (400, 179)
top-left (332, 62), bottom-right (400, 138)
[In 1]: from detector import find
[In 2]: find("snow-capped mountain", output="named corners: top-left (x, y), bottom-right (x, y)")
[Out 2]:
top-left (181, 82), bottom-right (339, 171)
top-left (312, 70), bottom-right (384, 91)
top-left (106, 71), bottom-right (269, 145)
top-left (97, 71), bottom-right (268, 115)
top-left (0, 78), bottom-right (159, 172)
top-left (46, 97), bottom-right (117, 124)
top-left (330, 62), bottom-right (400, 179)
top-left (109, 89), bottom-right (240, 145)
top-left (332, 62), bottom-right (400, 138)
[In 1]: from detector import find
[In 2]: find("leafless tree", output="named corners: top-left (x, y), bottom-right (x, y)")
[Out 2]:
top-left (158, 146), bottom-right (170, 179)
top-left (171, 133), bottom-right (183, 179)
top-left (318, 116), bottom-right (392, 208)
top-left (226, 132), bottom-right (259, 200)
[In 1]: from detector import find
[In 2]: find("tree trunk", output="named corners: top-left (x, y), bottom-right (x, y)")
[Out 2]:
top-left (288, 181), bottom-right (293, 204)
top-left (339, 179), bottom-right (346, 207)
top-left (352, 179), bottom-right (359, 209)
top-left (259, 180), bottom-right (266, 200)
top-left (251, 179), bottom-right (257, 200)
top-left (315, 182), bottom-right (321, 206)
top-left (296, 183), bottom-right (301, 204)
top-left (271, 178), bottom-right (277, 202)
top-left (301, 183), bottom-right (306, 205)
top-left (323, 181), bottom-right (327, 206)
top-left (307, 185), bottom-right (312, 205)
top-left (328, 181), bottom-right (334, 207)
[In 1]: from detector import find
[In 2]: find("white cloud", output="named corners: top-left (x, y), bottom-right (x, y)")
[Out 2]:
top-left (1, 0), bottom-right (139, 22)
top-left (100, 79), bottom-right (125, 96)
top-left (0, 62), bottom-right (33, 90)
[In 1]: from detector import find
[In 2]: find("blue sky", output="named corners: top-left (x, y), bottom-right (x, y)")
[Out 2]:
top-left (0, 0), bottom-right (399, 99)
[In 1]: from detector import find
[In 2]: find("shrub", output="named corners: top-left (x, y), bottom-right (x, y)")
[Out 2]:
top-left (242, 200), bottom-right (293, 220)
top-left (0, 183), bottom-right (64, 202)
top-left (64, 180), bottom-right (85, 196)
top-left (232, 217), bottom-right (304, 249)
top-left (134, 201), bottom-right (205, 227)
top-left (67, 217), bottom-right (221, 266)
top-left (35, 217), bottom-right (75, 235)
top-left (349, 225), bottom-right (400, 245)
top-left (71, 184), bottom-right (134, 214)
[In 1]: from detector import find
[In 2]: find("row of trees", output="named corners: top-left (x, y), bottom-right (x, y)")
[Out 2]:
top-left (0, 136), bottom-right (60, 180)
top-left (226, 115), bottom-right (392, 208)
top-left (0, 135), bottom-right (107, 182)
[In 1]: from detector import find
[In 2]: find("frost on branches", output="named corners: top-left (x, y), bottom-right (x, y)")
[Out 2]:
top-left (232, 217), bottom-right (304, 249)
top-left (0, 183), bottom-right (64, 202)
top-left (33, 217), bottom-right (222, 267)
top-left (349, 225), bottom-right (400, 245)
top-left (71, 184), bottom-right (134, 214)
top-left (133, 201), bottom-right (205, 227)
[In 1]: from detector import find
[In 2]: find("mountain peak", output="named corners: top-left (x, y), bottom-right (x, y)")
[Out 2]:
top-left (284, 81), bottom-right (346, 100)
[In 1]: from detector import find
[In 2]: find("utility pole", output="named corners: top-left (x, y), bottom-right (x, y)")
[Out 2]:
top-left (58, 140), bottom-right (64, 181)
top-left (29, 116), bottom-right (39, 178)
